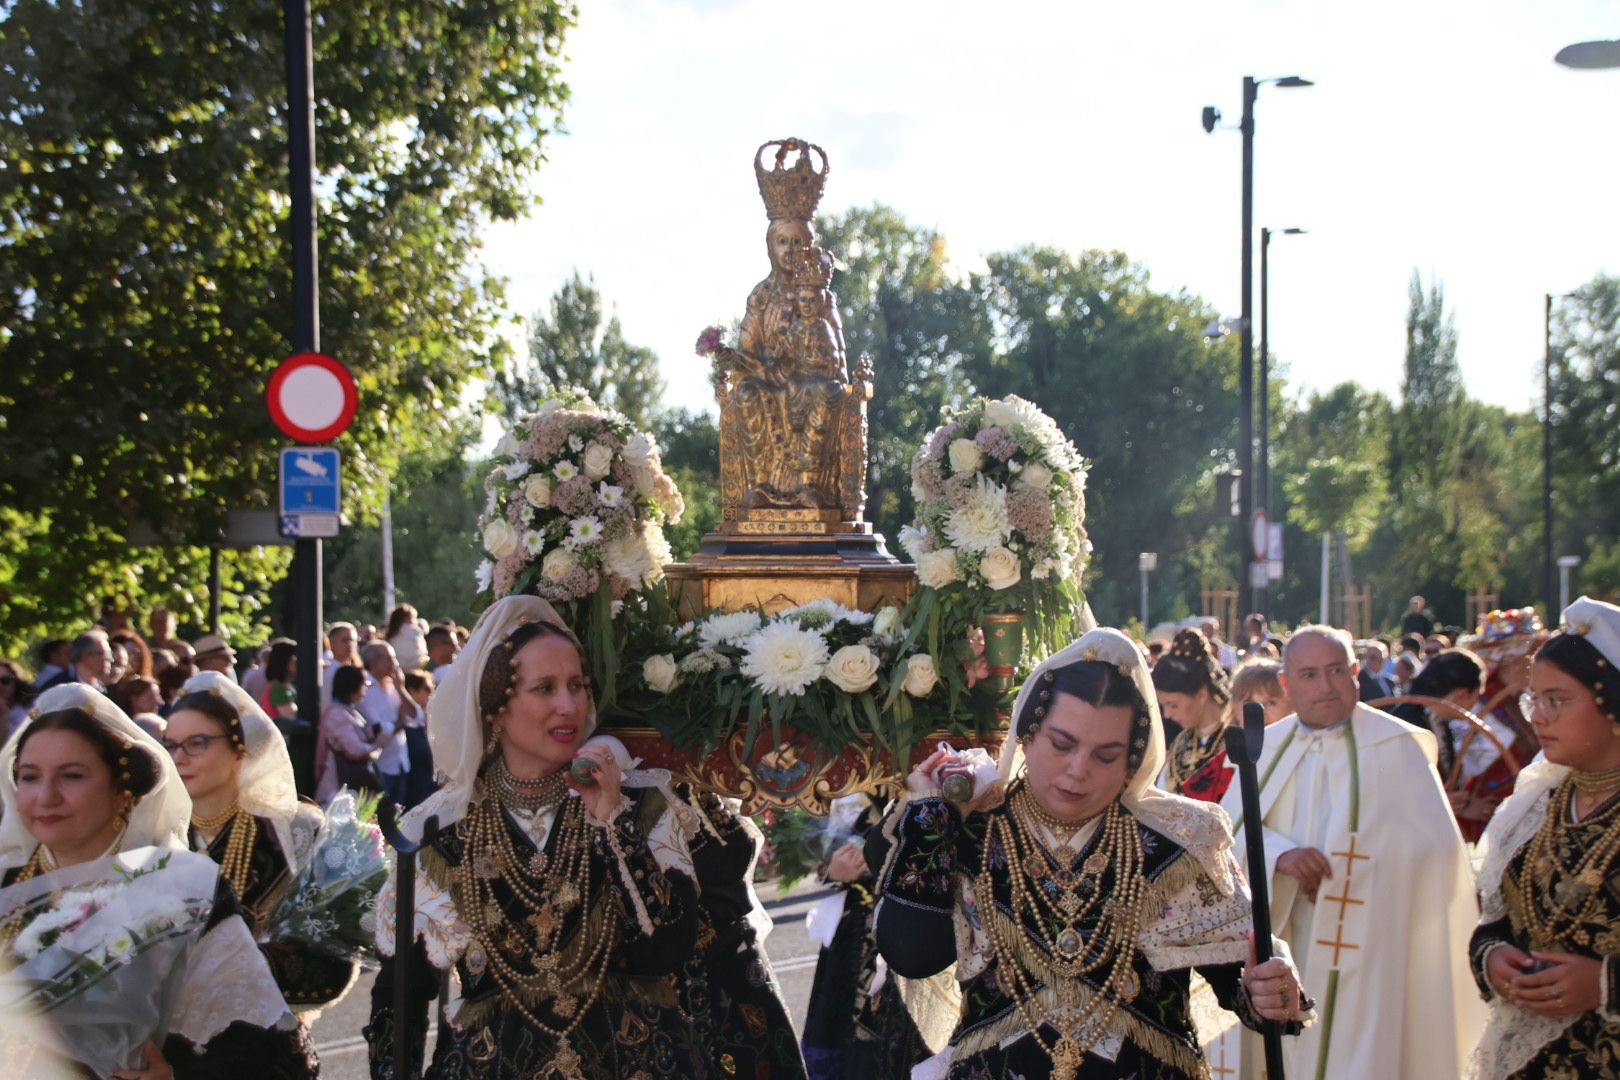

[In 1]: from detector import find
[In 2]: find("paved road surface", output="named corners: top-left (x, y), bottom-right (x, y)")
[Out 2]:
top-left (309, 878), bottom-right (833, 1079)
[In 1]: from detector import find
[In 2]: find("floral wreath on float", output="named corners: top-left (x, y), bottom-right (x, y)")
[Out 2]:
top-left (474, 388), bottom-right (686, 705)
top-left (897, 394), bottom-right (1092, 708)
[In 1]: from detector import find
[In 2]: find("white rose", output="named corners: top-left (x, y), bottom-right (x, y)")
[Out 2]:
top-left (825, 644), bottom-right (880, 693)
top-left (482, 519), bottom-right (519, 559)
top-left (872, 606), bottom-right (904, 642)
top-left (493, 433), bottom-right (521, 458)
top-left (902, 654), bottom-right (939, 697)
top-left (541, 547), bottom-right (579, 582)
top-left (643, 654), bottom-right (680, 694)
top-left (980, 545), bottom-right (1022, 590)
top-left (983, 400), bottom-right (1018, 429)
top-left (948, 437), bottom-right (984, 475)
top-left (582, 442), bottom-right (614, 480)
top-left (1019, 462), bottom-right (1054, 490)
top-left (915, 548), bottom-right (960, 589)
top-left (523, 474), bottom-right (552, 508)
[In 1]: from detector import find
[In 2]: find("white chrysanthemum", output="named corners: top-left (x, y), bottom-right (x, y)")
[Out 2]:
top-left (944, 475), bottom-right (1011, 552)
top-left (521, 530), bottom-right (546, 557)
top-left (567, 515), bottom-right (604, 548)
top-left (602, 531), bottom-right (654, 586)
top-left (898, 524), bottom-right (934, 560)
top-left (982, 395), bottom-right (1049, 435)
top-left (567, 434), bottom-right (585, 452)
top-left (739, 622), bottom-right (831, 697)
top-left (553, 460), bottom-right (580, 481)
top-left (475, 559), bottom-right (495, 592)
top-left (699, 610), bottom-right (763, 649)
top-left (784, 598), bottom-right (873, 627)
top-left (502, 460), bottom-right (530, 480)
top-left (597, 482), bottom-right (624, 508)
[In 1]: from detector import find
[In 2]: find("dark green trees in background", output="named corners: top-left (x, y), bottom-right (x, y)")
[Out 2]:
top-left (1550, 275), bottom-right (1620, 596)
top-left (0, 0), bottom-right (576, 643)
top-left (496, 271), bottom-right (667, 431)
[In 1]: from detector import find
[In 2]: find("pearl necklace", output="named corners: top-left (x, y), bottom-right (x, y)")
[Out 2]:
top-left (977, 788), bottom-right (1149, 1080)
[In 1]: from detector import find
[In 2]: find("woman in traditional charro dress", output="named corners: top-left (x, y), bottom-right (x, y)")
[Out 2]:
top-left (165, 673), bottom-right (357, 1009)
top-left (875, 626), bottom-right (1311, 1080)
top-left (1468, 596), bottom-right (1620, 1079)
top-left (364, 595), bottom-right (706, 1080)
top-left (676, 786), bottom-right (808, 1079)
top-left (1152, 630), bottom-right (1235, 804)
top-left (0, 683), bottom-right (318, 1079)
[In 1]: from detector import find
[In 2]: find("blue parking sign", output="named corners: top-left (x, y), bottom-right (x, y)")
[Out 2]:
top-left (279, 447), bottom-right (341, 515)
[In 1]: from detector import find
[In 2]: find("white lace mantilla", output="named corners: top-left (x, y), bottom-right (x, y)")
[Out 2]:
top-left (170, 914), bottom-right (297, 1047)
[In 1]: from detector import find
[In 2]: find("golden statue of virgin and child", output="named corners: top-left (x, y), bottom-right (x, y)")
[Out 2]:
top-left (708, 139), bottom-right (874, 530)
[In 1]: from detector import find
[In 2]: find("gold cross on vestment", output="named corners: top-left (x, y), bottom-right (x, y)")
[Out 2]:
top-left (1316, 924), bottom-right (1361, 966)
top-left (1210, 1037), bottom-right (1236, 1078)
top-left (1320, 882), bottom-right (1364, 922)
top-left (1329, 835), bottom-right (1371, 879)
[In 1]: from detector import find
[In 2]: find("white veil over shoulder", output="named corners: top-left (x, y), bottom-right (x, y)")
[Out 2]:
top-left (400, 595), bottom-right (594, 842)
top-left (0, 684), bottom-right (192, 872)
top-left (997, 624), bottom-right (1236, 893)
top-left (180, 671), bottom-right (308, 872)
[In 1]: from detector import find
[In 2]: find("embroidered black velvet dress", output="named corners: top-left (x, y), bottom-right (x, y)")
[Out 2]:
top-left (800, 797), bottom-right (933, 1080)
top-left (875, 790), bottom-right (1297, 1080)
top-left (365, 787), bottom-right (707, 1080)
top-left (1470, 783), bottom-right (1620, 1078)
top-left (680, 792), bottom-right (807, 1080)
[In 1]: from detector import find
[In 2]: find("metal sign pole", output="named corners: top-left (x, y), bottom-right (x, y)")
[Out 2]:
top-left (284, 0), bottom-right (322, 788)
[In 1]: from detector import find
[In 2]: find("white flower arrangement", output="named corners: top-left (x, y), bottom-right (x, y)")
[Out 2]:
top-left (908, 394), bottom-right (1089, 599)
top-left (633, 600), bottom-right (962, 764)
top-left (899, 394), bottom-right (1091, 695)
top-left (477, 387), bottom-right (685, 606)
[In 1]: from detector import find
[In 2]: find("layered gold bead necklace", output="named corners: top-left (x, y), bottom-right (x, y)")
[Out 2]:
top-left (192, 802), bottom-right (256, 901)
top-left (454, 762), bottom-right (611, 1080)
top-left (976, 787), bottom-right (1148, 1080)
top-left (1511, 774), bottom-right (1620, 951)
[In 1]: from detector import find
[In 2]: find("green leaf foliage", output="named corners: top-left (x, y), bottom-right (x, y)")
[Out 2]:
top-left (0, 0), bottom-right (576, 645)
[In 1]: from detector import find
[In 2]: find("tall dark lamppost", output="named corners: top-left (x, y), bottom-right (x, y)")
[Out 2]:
top-left (1544, 292), bottom-right (1579, 615)
top-left (1203, 74), bottom-right (1312, 612)
top-left (1259, 227), bottom-right (1307, 524)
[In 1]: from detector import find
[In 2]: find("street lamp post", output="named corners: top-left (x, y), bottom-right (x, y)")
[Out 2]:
top-left (1259, 227), bottom-right (1307, 524)
top-left (1206, 74), bottom-right (1312, 613)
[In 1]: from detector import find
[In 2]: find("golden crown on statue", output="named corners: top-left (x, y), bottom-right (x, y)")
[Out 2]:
top-left (754, 138), bottom-right (829, 222)
top-left (792, 245), bottom-right (835, 289)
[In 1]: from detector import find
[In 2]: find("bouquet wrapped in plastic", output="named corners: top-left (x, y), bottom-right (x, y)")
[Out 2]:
top-left (762, 793), bottom-right (871, 895)
top-left (0, 846), bottom-right (216, 1076)
top-left (263, 789), bottom-right (390, 965)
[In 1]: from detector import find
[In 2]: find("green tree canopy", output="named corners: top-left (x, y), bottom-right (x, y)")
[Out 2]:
top-left (964, 247), bottom-right (1240, 620)
top-left (1551, 274), bottom-right (1620, 598)
top-left (497, 271), bottom-right (666, 430)
top-left (0, 0), bottom-right (576, 644)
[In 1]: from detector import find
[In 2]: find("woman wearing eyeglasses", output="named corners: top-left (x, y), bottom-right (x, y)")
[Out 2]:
top-left (1469, 596), bottom-right (1620, 1079)
top-left (1, 683), bottom-right (318, 1079)
top-left (167, 673), bottom-right (355, 1010)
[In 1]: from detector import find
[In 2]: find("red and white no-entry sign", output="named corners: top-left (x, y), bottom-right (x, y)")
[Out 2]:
top-left (267, 352), bottom-right (357, 442)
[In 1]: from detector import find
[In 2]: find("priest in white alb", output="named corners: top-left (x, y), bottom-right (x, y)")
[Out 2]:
top-left (1220, 625), bottom-right (1486, 1079)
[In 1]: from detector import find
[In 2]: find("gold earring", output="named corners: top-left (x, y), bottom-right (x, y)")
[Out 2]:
top-left (485, 723), bottom-right (502, 756)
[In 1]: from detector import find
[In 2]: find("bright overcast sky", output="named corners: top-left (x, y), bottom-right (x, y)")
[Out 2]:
top-left (481, 0), bottom-right (1620, 422)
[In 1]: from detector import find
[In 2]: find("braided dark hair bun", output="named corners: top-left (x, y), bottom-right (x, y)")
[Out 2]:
top-left (1151, 628), bottom-right (1232, 703)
